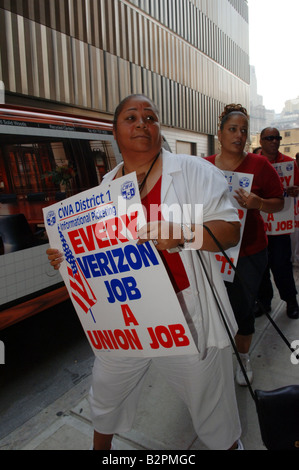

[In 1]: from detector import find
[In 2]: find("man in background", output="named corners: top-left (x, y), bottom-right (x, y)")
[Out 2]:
top-left (256, 128), bottom-right (299, 319)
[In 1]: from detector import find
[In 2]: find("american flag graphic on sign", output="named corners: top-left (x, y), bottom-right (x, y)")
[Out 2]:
top-left (58, 229), bottom-right (97, 322)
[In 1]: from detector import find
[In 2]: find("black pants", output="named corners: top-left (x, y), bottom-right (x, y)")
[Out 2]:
top-left (225, 249), bottom-right (268, 336)
top-left (258, 234), bottom-right (297, 307)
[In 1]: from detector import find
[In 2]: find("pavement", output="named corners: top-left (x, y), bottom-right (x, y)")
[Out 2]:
top-left (0, 269), bottom-right (299, 451)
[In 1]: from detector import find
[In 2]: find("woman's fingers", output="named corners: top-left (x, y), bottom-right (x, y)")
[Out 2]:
top-left (46, 249), bottom-right (64, 270)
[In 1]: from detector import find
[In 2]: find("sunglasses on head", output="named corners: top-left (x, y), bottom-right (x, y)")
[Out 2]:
top-left (262, 135), bottom-right (282, 142)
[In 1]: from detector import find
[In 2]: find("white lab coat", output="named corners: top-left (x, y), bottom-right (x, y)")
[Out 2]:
top-left (103, 149), bottom-right (239, 358)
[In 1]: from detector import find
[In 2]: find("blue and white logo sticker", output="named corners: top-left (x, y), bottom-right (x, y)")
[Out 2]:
top-left (121, 181), bottom-right (136, 200)
top-left (239, 177), bottom-right (251, 189)
top-left (46, 210), bottom-right (56, 227)
top-left (286, 163), bottom-right (293, 172)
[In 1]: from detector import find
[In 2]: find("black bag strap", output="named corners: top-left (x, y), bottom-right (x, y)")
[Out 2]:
top-left (196, 248), bottom-right (257, 403)
top-left (202, 224), bottom-right (295, 353)
top-left (197, 224), bottom-right (299, 403)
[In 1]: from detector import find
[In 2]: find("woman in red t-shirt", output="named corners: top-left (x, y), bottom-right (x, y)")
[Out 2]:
top-left (206, 104), bottom-right (284, 386)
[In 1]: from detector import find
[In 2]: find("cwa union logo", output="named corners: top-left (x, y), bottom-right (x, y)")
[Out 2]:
top-left (121, 181), bottom-right (136, 200)
top-left (46, 210), bottom-right (56, 227)
top-left (239, 177), bottom-right (251, 189)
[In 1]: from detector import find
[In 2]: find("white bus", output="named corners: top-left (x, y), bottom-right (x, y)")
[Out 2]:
top-left (0, 105), bottom-right (122, 329)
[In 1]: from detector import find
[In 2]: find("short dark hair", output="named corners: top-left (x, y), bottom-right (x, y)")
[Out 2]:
top-left (260, 127), bottom-right (280, 138)
top-left (113, 94), bottom-right (160, 129)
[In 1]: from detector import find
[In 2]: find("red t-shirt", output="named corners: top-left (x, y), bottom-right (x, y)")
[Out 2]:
top-left (205, 153), bottom-right (284, 257)
top-left (141, 177), bottom-right (190, 293)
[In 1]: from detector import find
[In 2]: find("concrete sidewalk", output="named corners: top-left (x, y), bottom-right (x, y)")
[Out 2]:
top-left (1, 271), bottom-right (299, 451)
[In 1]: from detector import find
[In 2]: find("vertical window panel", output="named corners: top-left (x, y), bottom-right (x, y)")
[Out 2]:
top-left (62, 33), bottom-right (75, 104)
top-left (90, 0), bottom-right (100, 49)
top-left (132, 9), bottom-right (140, 66)
top-left (151, 72), bottom-right (162, 112)
top-left (154, 24), bottom-right (161, 75)
top-left (126, 6), bottom-right (133, 64)
top-left (5, 9), bottom-right (17, 92)
top-left (172, 0), bottom-right (177, 33)
top-left (89, 46), bottom-right (106, 110)
top-left (99, 0), bottom-right (108, 52)
top-left (170, 80), bottom-right (178, 128)
top-left (71, 38), bottom-right (92, 108)
top-left (138, 14), bottom-right (145, 68)
top-left (118, 57), bottom-right (131, 101)
top-left (107, 0), bottom-right (116, 56)
top-left (70, 38), bottom-right (83, 105)
top-left (81, 41), bottom-right (91, 108)
top-left (17, 15), bottom-right (28, 95)
top-left (52, 32), bottom-right (63, 102)
top-left (141, 67), bottom-right (153, 99)
top-left (46, 26), bottom-right (57, 100)
top-left (142, 17), bottom-right (149, 70)
top-left (39, 0), bottom-right (50, 27)
top-left (61, 0), bottom-right (71, 36)
top-left (104, 52), bottom-right (120, 113)
top-left (130, 63), bottom-right (142, 95)
top-left (85, 0), bottom-right (93, 45)
top-left (119, 2), bottom-right (128, 60)
top-left (159, 28), bottom-right (167, 77)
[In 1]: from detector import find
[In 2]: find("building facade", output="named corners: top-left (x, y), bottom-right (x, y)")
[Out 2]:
top-left (0, 0), bottom-right (249, 156)
top-left (281, 129), bottom-right (299, 158)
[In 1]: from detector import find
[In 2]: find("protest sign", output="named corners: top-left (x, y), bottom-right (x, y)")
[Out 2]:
top-left (214, 171), bottom-right (253, 282)
top-left (261, 161), bottom-right (294, 235)
top-left (43, 173), bottom-right (197, 358)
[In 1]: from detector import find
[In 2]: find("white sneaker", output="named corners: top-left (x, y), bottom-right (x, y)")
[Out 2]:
top-left (111, 440), bottom-right (116, 450)
top-left (236, 353), bottom-right (253, 386)
top-left (235, 439), bottom-right (244, 450)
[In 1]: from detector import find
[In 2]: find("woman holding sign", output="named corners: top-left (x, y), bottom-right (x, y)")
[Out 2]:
top-left (256, 127), bottom-right (299, 320)
top-left (47, 95), bottom-right (243, 450)
top-left (206, 104), bottom-right (284, 386)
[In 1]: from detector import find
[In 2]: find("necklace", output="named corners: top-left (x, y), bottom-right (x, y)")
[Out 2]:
top-left (122, 152), bottom-right (161, 194)
top-left (216, 153), bottom-right (246, 171)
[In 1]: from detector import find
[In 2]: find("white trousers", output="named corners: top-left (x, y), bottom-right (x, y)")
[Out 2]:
top-left (89, 347), bottom-right (241, 450)
top-left (88, 288), bottom-right (241, 450)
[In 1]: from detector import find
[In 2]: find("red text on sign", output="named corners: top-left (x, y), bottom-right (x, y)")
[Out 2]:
top-left (68, 212), bottom-right (138, 254)
top-left (148, 324), bottom-right (190, 349)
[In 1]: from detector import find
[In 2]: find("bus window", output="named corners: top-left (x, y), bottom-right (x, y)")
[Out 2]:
top-left (0, 105), bottom-right (121, 328)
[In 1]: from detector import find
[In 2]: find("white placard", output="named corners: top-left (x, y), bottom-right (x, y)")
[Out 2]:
top-left (261, 161), bottom-right (294, 235)
top-left (215, 171), bottom-right (253, 282)
top-left (43, 173), bottom-right (197, 358)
